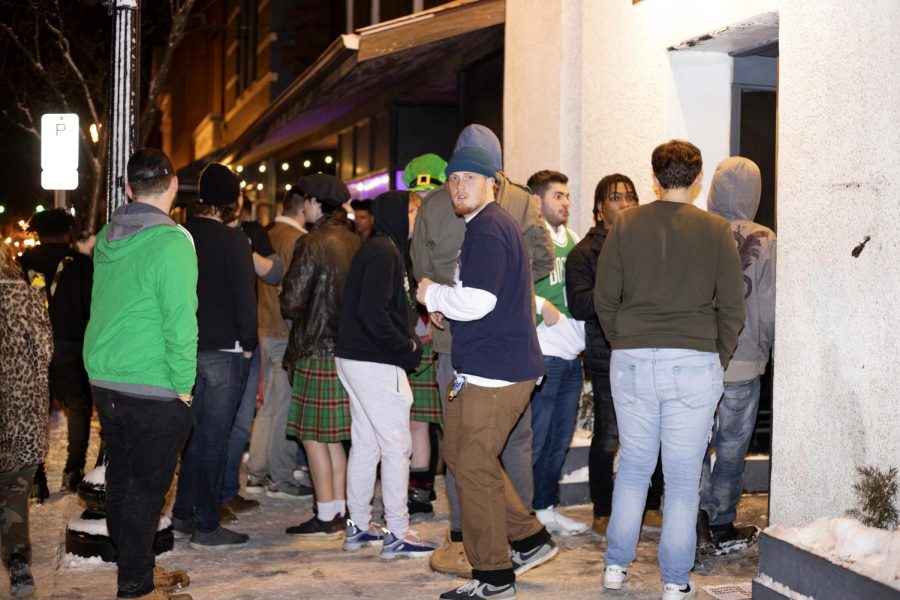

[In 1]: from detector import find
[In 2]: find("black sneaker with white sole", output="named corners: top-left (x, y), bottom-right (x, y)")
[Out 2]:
top-left (709, 522), bottom-right (760, 555)
top-left (285, 514), bottom-right (345, 540)
top-left (439, 579), bottom-right (516, 599)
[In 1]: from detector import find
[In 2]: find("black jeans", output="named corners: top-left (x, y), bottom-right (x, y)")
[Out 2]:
top-left (94, 387), bottom-right (192, 598)
top-left (588, 371), bottom-right (664, 517)
top-left (50, 340), bottom-right (93, 474)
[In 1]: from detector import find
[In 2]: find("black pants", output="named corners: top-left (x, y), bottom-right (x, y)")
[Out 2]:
top-left (94, 387), bottom-right (192, 598)
top-left (50, 340), bottom-right (93, 474)
top-left (588, 371), bottom-right (664, 517)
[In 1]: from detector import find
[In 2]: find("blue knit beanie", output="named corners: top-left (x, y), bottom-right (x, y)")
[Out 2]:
top-left (445, 146), bottom-right (497, 180)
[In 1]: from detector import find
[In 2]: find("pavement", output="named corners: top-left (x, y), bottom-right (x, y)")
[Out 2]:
top-left (8, 412), bottom-right (766, 599)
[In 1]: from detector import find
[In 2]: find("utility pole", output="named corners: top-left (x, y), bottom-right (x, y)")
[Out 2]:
top-left (104, 0), bottom-right (140, 220)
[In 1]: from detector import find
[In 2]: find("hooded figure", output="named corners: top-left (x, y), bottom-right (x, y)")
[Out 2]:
top-left (706, 156), bottom-right (776, 382)
top-left (333, 191), bottom-right (437, 558)
top-left (336, 191), bottom-right (421, 371)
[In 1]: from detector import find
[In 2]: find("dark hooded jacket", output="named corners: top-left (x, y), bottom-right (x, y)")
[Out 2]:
top-left (280, 210), bottom-right (360, 373)
top-left (19, 242), bottom-right (92, 343)
top-left (336, 191), bottom-right (422, 371)
top-left (565, 224), bottom-right (612, 374)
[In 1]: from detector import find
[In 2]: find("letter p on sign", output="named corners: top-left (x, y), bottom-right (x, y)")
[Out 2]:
top-left (41, 113), bottom-right (79, 190)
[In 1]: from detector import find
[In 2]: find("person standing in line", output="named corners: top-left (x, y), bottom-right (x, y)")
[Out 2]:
top-left (565, 174), bottom-right (665, 536)
top-left (403, 154), bottom-right (448, 520)
top-left (244, 187), bottom-right (313, 501)
top-left (18, 208), bottom-right (93, 497)
top-left (417, 146), bottom-right (557, 600)
top-left (84, 148), bottom-right (194, 599)
top-left (698, 157), bottom-right (776, 555)
top-left (171, 163), bottom-right (257, 549)
top-left (350, 199), bottom-right (375, 241)
top-left (220, 193), bottom-right (284, 519)
top-left (524, 170), bottom-right (589, 536)
top-left (336, 191), bottom-right (438, 559)
top-left (410, 125), bottom-right (554, 578)
top-left (281, 174), bottom-right (360, 538)
top-left (596, 140), bottom-right (744, 600)
top-left (1, 241), bottom-right (53, 599)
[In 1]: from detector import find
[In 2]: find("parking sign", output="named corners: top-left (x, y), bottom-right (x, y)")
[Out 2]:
top-left (41, 113), bottom-right (79, 190)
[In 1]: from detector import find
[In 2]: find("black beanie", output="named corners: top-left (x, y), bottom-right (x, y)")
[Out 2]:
top-left (198, 163), bottom-right (240, 206)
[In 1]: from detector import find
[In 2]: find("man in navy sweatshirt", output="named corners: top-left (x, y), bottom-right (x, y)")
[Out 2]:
top-left (417, 147), bottom-right (557, 600)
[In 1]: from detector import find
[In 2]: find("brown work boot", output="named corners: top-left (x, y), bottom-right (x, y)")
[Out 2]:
top-left (428, 530), bottom-right (472, 578)
top-left (218, 505), bottom-right (237, 525)
top-left (221, 494), bottom-right (260, 515)
top-left (153, 565), bottom-right (190, 593)
top-left (643, 509), bottom-right (663, 529)
top-left (592, 515), bottom-right (610, 536)
top-left (135, 587), bottom-right (192, 600)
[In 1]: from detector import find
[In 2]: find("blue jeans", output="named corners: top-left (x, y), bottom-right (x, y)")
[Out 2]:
top-left (221, 345), bottom-right (260, 502)
top-left (699, 376), bottom-right (761, 526)
top-left (604, 348), bottom-right (722, 585)
top-left (531, 355), bottom-right (583, 509)
top-left (173, 351), bottom-right (249, 533)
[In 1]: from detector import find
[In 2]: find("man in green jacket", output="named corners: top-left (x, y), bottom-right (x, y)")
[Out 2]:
top-left (84, 148), bottom-right (197, 600)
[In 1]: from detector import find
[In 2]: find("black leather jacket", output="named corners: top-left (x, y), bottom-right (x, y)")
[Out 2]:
top-left (565, 224), bottom-right (612, 375)
top-left (280, 212), bottom-right (361, 374)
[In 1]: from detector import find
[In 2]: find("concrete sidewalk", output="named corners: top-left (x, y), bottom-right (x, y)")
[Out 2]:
top-left (12, 414), bottom-right (765, 599)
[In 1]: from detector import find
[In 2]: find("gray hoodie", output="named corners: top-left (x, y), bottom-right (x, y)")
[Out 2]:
top-left (707, 157), bottom-right (777, 383)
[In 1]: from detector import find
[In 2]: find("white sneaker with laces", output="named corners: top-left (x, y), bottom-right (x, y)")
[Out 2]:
top-left (535, 506), bottom-right (589, 535)
top-left (662, 582), bottom-right (696, 600)
top-left (602, 564), bottom-right (629, 590)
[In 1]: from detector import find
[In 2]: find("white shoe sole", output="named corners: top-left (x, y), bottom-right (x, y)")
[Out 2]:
top-left (602, 569), bottom-right (629, 590)
top-left (513, 544), bottom-right (559, 576)
top-left (379, 549), bottom-right (435, 561)
top-left (266, 489), bottom-right (312, 500)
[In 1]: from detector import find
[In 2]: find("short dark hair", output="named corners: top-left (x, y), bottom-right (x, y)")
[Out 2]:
top-left (526, 170), bottom-right (568, 198)
top-left (283, 188), bottom-right (305, 215)
top-left (651, 140), bottom-right (702, 190)
top-left (593, 174), bottom-right (638, 217)
top-left (127, 148), bottom-right (174, 197)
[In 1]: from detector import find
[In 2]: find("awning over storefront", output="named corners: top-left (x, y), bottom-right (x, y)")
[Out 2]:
top-left (221, 0), bottom-right (504, 166)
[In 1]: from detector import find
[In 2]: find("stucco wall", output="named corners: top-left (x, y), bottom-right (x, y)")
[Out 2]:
top-left (505, 0), bottom-right (777, 236)
top-left (771, 0), bottom-right (900, 526)
top-left (505, 0), bottom-right (900, 528)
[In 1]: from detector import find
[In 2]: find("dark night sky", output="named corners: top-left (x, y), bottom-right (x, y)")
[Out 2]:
top-left (0, 0), bottom-right (173, 231)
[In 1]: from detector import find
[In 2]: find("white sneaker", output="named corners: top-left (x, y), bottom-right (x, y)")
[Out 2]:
top-left (602, 565), bottom-right (629, 590)
top-left (662, 582), bottom-right (697, 600)
top-left (535, 506), bottom-right (589, 535)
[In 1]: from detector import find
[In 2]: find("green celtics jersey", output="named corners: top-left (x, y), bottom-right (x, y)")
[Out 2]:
top-left (535, 226), bottom-right (577, 324)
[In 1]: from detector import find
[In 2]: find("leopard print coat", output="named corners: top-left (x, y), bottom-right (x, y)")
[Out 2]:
top-left (0, 266), bottom-right (52, 472)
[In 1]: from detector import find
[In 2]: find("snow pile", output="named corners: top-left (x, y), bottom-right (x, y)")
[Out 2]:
top-left (766, 517), bottom-right (900, 590)
top-left (68, 513), bottom-right (173, 536)
top-left (82, 464), bottom-right (106, 486)
top-left (63, 554), bottom-right (113, 570)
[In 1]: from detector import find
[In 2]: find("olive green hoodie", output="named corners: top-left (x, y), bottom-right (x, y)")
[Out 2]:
top-left (84, 202), bottom-right (198, 399)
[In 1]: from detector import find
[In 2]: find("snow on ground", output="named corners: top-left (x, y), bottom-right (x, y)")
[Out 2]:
top-left (5, 411), bottom-right (767, 599)
top-left (766, 517), bottom-right (900, 591)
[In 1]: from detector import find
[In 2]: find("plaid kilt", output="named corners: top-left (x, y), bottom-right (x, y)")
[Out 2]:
top-left (408, 345), bottom-right (443, 424)
top-left (287, 356), bottom-right (351, 443)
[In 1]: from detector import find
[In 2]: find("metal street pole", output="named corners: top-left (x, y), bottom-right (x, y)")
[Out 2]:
top-left (105, 0), bottom-right (140, 221)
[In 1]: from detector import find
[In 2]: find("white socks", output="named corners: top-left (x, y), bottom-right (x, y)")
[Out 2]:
top-left (317, 499), bottom-right (346, 522)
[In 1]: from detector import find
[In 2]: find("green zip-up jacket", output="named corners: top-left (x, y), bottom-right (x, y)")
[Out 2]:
top-left (84, 202), bottom-right (198, 398)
